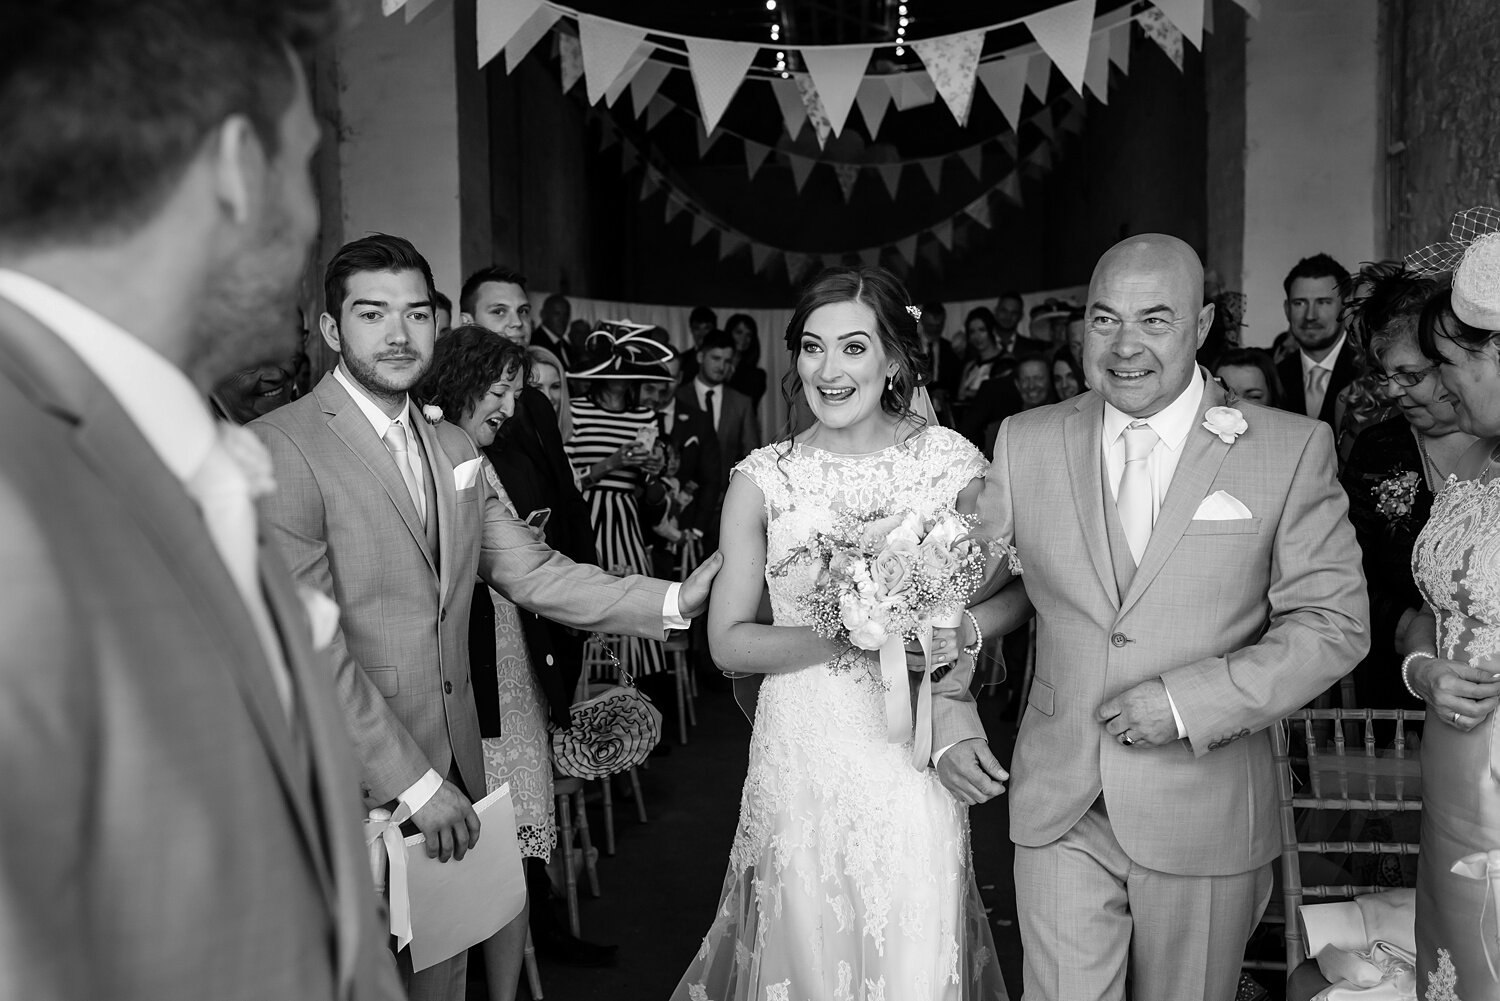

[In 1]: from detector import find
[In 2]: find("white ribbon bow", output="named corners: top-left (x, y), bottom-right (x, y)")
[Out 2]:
top-left (365, 803), bottom-right (415, 951)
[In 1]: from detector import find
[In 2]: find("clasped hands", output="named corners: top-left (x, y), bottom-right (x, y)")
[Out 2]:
top-left (1406, 653), bottom-right (1500, 732)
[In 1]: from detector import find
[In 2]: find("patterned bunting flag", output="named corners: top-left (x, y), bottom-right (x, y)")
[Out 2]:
top-left (1140, 8), bottom-right (1185, 71)
top-left (558, 33), bottom-right (584, 94)
top-left (833, 164), bottom-right (860, 203)
top-left (912, 30), bottom-right (986, 127)
top-left (794, 74), bottom-right (833, 149)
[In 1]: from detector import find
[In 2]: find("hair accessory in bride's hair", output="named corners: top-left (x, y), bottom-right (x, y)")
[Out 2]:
top-left (905, 305), bottom-right (922, 322)
top-left (1407, 206), bottom-right (1500, 329)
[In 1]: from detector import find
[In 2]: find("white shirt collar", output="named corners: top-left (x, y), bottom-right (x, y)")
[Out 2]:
top-left (1102, 365), bottom-right (1206, 453)
top-left (0, 268), bottom-right (216, 484)
top-left (332, 362), bottom-right (412, 438)
top-left (695, 376), bottom-right (720, 399)
top-left (1301, 333), bottom-right (1347, 375)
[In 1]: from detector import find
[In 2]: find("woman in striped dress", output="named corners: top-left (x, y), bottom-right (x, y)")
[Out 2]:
top-left (565, 323), bottom-right (676, 680)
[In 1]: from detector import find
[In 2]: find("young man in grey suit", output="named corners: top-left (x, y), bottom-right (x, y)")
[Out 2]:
top-left (252, 234), bottom-right (721, 1001)
top-left (0, 3), bottom-right (402, 999)
top-left (935, 236), bottom-right (1368, 1000)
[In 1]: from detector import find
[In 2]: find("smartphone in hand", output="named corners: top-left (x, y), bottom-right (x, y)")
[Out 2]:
top-left (524, 507), bottom-right (552, 533)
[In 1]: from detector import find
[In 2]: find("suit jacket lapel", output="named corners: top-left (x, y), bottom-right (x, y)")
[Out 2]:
top-left (1119, 378), bottom-right (1233, 617)
top-left (1063, 394), bottom-right (1119, 609)
top-left (317, 375), bottom-right (437, 576)
top-left (412, 414), bottom-right (460, 603)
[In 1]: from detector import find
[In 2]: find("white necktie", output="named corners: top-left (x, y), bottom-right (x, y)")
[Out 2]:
top-left (383, 419), bottom-right (426, 526)
top-left (1118, 422), bottom-right (1160, 565)
top-left (1305, 365), bottom-right (1331, 416)
top-left (188, 424), bottom-right (293, 716)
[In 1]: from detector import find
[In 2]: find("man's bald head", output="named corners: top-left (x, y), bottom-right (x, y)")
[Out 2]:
top-left (1083, 234), bottom-right (1214, 419)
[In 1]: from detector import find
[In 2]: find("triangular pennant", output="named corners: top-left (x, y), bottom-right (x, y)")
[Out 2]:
top-left (1032, 105), bottom-right (1057, 142)
top-left (685, 37), bottom-right (759, 133)
top-left (833, 163), bottom-right (859, 203)
top-left (911, 30), bottom-right (985, 127)
top-left (558, 33), bottom-right (584, 95)
top-left (1024, 50), bottom-right (1052, 101)
top-left (639, 168), bottom-right (661, 200)
top-left (1230, 0), bottom-right (1262, 17)
top-left (690, 215), bottom-right (715, 246)
top-left (382, 0), bottom-right (405, 15)
top-left (1083, 29), bottom-right (1112, 102)
top-left (696, 127), bottom-right (724, 158)
top-left (794, 74), bottom-right (832, 149)
top-left (997, 171), bottom-right (1023, 206)
top-left (598, 122), bottom-right (619, 152)
top-left (976, 57), bottom-right (1029, 131)
top-left (855, 77), bottom-right (892, 139)
top-left (1153, 0), bottom-right (1205, 50)
top-left (895, 234), bottom-right (919, 265)
top-left (719, 232), bottom-right (748, 261)
top-left (619, 144), bottom-right (639, 171)
top-left (604, 44), bottom-right (654, 108)
top-left (963, 195), bottom-right (992, 229)
top-left (630, 61), bottom-right (671, 118)
top-left (751, 243), bottom-right (777, 273)
top-left (788, 154), bottom-right (816, 194)
top-left (785, 251), bottom-right (812, 286)
top-left (577, 15), bottom-right (648, 105)
top-left (801, 46), bottom-right (873, 137)
top-left (1028, 143), bottom-right (1053, 172)
top-left (876, 163), bottom-right (902, 200)
top-left (932, 218), bottom-right (954, 251)
top-left (476, 0), bottom-right (535, 67)
top-left (1139, 8), bottom-right (1185, 71)
top-left (744, 141), bottom-right (772, 180)
top-left (1024, 0), bottom-right (1095, 96)
top-left (770, 76), bottom-right (807, 140)
top-left (999, 133), bottom-right (1019, 158)
top-left (958, 145), bottom-right (983, 180)
top-left (1061, 104), bottom-right (1087, 134)
top-left (645, 93), bottom-right (673, 131)
top-left (1108, 20), bottom-right (1131, 73)
top-left (664, 194), bottom-right (685, 223)
top-left (403, 0), bottom-right (437, 23)
top-left (1204, 0), bottom-right (1215, 34)
top-left (891, 71), bottom-right (938, 111)
top-left (859, 247), bottom-right (881, 267)
top-left (919, 157), bottom-right (943, 193)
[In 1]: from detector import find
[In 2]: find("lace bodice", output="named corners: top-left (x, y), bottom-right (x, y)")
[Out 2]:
top-left (1413, 477), bottom-right (1500, 665)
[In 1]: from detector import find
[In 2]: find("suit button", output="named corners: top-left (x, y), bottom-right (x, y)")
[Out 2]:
top-left (1110, 633), bottom-right (1127, 648)
top-left (443, 681), bottom-right (453, 695)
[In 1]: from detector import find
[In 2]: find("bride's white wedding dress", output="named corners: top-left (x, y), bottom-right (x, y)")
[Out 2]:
top-left (672, 426), bottom-right (1009, 1001)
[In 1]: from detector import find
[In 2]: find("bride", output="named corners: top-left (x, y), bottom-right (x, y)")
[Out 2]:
top-left (672, 267), bottom-right (1027, 1000)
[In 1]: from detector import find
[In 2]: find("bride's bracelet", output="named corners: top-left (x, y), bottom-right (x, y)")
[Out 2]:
top-left (1401, 650), bottom-right (1434, 701)
top-left (963, 609), bottom-right (983, 661)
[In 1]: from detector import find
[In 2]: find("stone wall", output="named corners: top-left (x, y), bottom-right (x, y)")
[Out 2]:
top-left (1388, 0), bottom-right (1500, 256)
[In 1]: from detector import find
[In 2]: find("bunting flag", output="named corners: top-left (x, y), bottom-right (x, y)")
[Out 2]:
top-left (958, 145), bottom-right (983, 179)
top-left (477, 0), bottom-right (541, 71)
top-left (1024, 50), bottom-right (1052, 101)
top-left (664, 194), bottom-right (685, 223)
top-left (1204, 0), bottom-right (1214, 34)
top-left (1231, 0), bottom-right (1262, 16)
top-left (895, 234), bottom-right (919, 266)
top-left (919, 158), bottom-right (943, 193)
top-left (1153, 0), bottom-right (1205, 49)
top-left (1108, 20), bottom-right (1131, 74)
top-left (1024, 0), bottom-right (1095, 96)
top-left (719, 232), bottom-right (748, 260)
top-left (503, 6), bottom-right (562, 72)
top-left (999, 133), bottom-right (1019, 158)
top-left (860, 247), bottom-right (882, 267)
top-left (770, 76), bottom-right (808, 140)
top-left (1139, 8), bottom-right (1184, 71)
top-left (1028, 143), bottom-right (1053, 172)
top-left (1034, 105), bottom-right (1057, 142)
top-left (382, 0), bottom-right (404, 15)
top-left (558, 33), bottom-right (584, 94)
top-left (750, 244), bottom-right (777, 273)
top-left (619, 144), bottom-right (639, 170)
top-left (577, 15), bottom-right (647, 105)
top-left (785, 252), bottom-right (812, 286)
top-left (690, 214), bottom-right (715, 246)
top-left (963, 194), bottom-right (993, 229)
top-left (932, 218), bottom-right (954, 251)
top-left (801, 46), bottom-right (873, 137)
top-left (876, 163), bottom-right (902, 200)
top-left (976, 56), bottom-right (1029, 131)
top-left (603, 44), bottom-right (653, 106)
top-left (696, 128), bottom-right (724, 157)
top-left (788, 155), bottom-right (816, 193)
top-left (638, 168), bottom-right (661, 199)
top-left (744, 141), bottom-right (771, 180)
top-left (1060, 101), bottom-right (1087, 134)
top-left (833, 164), bottom-right (860, 203)
top-left (855, 77), bottom-right (892, 139)
top-left (685, 37), bottom-right (759, 133)
top-left (794, 74), bottom-right (833, 149)
top-left (912, 30), bottom-right (986, 126)
top-left (997, 171), bottom-right (1024, 206)
top-left (1083, 31), bottom-right (1112, 103)
top-left (645, 93), bottom-right (673, 130)
top-left (629, 62), bottom-right (671, 117)
top-left (403, 0), bottom-right (437, 23)
top-left (889, 71), bottom-right (938, 111)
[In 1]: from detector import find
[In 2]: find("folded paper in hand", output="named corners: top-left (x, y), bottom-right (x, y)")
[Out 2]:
top-left (402, 784), bottom-right (526, 972)
top-left (1192, 490), bottom-right (1253, 520)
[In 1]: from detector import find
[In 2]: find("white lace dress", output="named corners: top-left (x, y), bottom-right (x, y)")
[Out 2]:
top-left (672, 427), bottom-right (1009, 1001)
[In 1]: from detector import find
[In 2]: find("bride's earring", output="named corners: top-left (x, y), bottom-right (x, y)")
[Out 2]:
top-left (886, 373), bottom-right (895, 391)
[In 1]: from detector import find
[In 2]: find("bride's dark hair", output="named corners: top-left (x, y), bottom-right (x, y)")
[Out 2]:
top-left (776, 266), bottom-right (929, 447)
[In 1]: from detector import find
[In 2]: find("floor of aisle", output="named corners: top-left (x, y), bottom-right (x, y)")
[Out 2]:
top-left (494, 679), bottom-right (1024, 1000)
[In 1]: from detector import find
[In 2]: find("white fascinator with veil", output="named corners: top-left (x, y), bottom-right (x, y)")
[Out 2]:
top-left (1407, 206), bottom-right (1500, 329)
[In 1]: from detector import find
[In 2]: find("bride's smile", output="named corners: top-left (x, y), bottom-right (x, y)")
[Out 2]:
top-left (797, 299), bottom-right (900, 441)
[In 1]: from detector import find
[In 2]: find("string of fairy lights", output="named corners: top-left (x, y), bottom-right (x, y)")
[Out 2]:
top-left (764, 2), bottom-right (915, 78)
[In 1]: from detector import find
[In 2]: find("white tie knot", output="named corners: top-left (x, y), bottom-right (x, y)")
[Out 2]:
top-left (1123, 422), bottom-right (1159, 463)
top-left (384, 419), bottom-right (411, 455)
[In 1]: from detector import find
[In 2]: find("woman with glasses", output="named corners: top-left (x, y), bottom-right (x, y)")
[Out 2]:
top-left (1338, 263), bottom-right (1470, 706)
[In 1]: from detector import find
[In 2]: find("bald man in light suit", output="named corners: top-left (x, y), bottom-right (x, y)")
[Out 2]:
top-left (934, 236), bottom-right (1368, 1000)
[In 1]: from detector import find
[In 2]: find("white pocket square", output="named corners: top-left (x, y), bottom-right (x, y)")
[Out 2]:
top-left (1193, 490), bottom-right (1253, 520)
top-left (452, 457), bottom-right (482, 490)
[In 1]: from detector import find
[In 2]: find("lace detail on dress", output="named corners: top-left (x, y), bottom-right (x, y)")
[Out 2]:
top-left (1425, 948), bottom-right (1460, 1001)
top-left (1413, 477), bottom-right (1500, 665)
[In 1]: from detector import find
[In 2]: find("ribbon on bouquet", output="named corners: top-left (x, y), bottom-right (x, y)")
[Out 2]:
top-left (1451, 848), bottom-right (1500, 982)
top-left (878, 610), bottom-right (962, 771)
top-left (365, 803), bottom-right (414, 951)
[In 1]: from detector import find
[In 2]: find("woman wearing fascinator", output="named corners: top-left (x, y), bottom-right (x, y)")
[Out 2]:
top-left (1400, 207), bottom-right (1500, 998)
top-left (671, 267), bottom-right (1029, 1000)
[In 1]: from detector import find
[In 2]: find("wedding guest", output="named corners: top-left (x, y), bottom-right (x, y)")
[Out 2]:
top-left (1062, 307), bottom-right (1087, 367)
top-left (1015, 353), bottom-right (1054, 410)
top-left (956, 306), bottom-right (1004, 408)
top-left (1276, 254), bottom-right (1357, 425)
top-left (1212, 347), bottom-right (1284, 407)
top-left (682, 305), bottom-right (718, 381)
top-left (434, 290), bottom-right (453, 339)
top-left (1339, 265), bottom-right (1459, 707)
top-left (639, 350), bottom-right (718, 566)
top-left (0, 2), bottom-right (404, 998)
top-left (918, 300), bottom-right (962, 422)
top-left (678, 329), bottom-right (760, 547)
top-left (995, 290), bottom-right (1047, 357)
top-left (1051, 351), bottom-right (1086, 400)
top-left (211, 356), bottom-right (298, 424)
top-left (724, 312), bottom-right (768, 409)
top-left (526, 344), bottom-right (573, 440)
top-left (253, 236), bottom-right (720, 1001)
top-left (1029, 298), bottom-right (1072, 346)
top-left (460, 265), bottom-right (532, 345)
top-left (535, 293), bottom-right (573, 369)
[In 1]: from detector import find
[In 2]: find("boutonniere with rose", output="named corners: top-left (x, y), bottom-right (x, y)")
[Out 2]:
top-left (1373, 470), bottom-right (1421, 527)
top-left (1202, 406), bottom-right (1248, 444)
top-left (421, 404), bottom-right (444, 426)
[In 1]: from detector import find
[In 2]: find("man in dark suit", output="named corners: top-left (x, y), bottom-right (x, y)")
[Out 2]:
top-left (996, 290), bottom-right (1052, 359)
top-left (677, 329), bottom-right (759, 549)
top-left (1274, 254), bottom-right (1356, 426)
top-left (918, 301), bottom-right (962, 424)
top-left (640, 349), bottom-right (721, 560)
top-left (534, 293), bottom-right (573, 370)
top-left (0, 3), bottom-right (402, 999)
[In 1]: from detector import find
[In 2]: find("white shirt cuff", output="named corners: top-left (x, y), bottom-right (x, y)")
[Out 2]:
top-left (1163, 682), bottom-right (1187, 740)
top-left (397, 768), bottom-right (443, 816)
top-left (663, 582), bottom-right (689, 631)
top-left (932, 741), bottom-right (958, 766)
